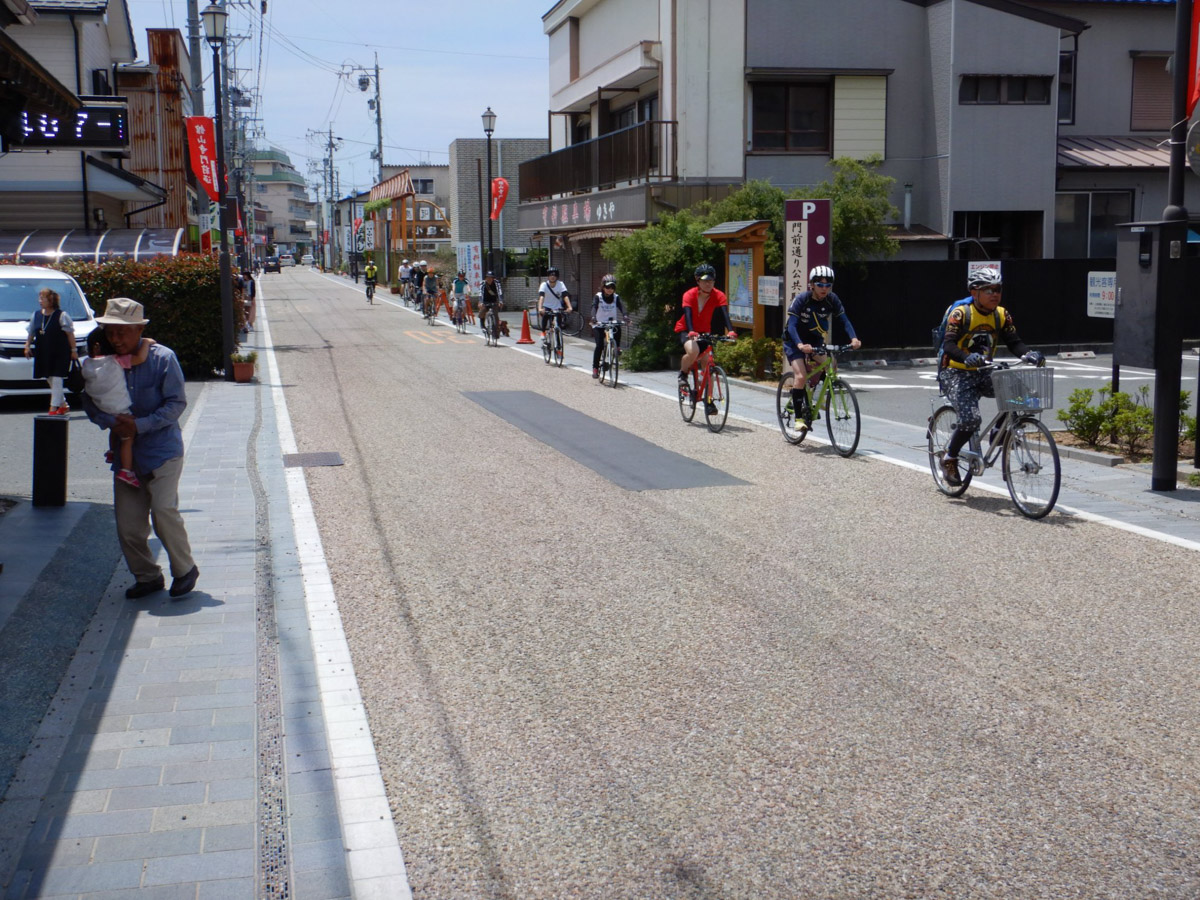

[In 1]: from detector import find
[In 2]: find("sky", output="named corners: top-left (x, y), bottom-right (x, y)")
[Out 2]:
top-left (125, 0), bottom-right (553, 196)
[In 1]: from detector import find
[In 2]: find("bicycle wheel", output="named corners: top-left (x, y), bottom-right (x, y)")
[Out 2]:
top-left (554, 327), bottom-right (564, 367)
top-left (928, 405), bottom-right (972, 497)
top-left (366, 285), bottom-right (374, 304)
top-left (1004, 416), bottom-right (1061, 519)
top-left (541, 323), bottom-right (552, 364)
top-left (704, 365), bottom-right (730, 433)
top-left (775, 372), bottom-right (810, 445)
top-left (678, 371), bottom-right (697, 422)
top-left (561, 309), bottom-right (584, 336)
top-left (825, 378), bottom-right (861, 457)
top-left (610, 337), bottom-right (619, 387)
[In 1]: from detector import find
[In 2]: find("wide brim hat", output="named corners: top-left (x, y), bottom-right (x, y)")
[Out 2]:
top-left (95, 297), bottom-right (149, 325)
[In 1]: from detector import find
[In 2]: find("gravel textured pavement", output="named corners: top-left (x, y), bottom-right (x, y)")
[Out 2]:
top-left (265, 269), bottom-right (1200, 899)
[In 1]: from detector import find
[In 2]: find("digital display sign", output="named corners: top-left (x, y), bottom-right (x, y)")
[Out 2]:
top-left (20, 104), bottom-right (129, 150)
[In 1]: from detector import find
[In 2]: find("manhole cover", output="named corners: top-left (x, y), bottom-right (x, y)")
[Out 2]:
top-left (282, 452), bottom-right (343, 468)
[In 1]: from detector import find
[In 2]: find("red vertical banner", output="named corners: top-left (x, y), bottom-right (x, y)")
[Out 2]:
top-left (185, 117), bottom-right (220, 202)
top-left (1190, 0), bottom-right (1200, 116)
top-left (490, 177), bottom-right (509, 220)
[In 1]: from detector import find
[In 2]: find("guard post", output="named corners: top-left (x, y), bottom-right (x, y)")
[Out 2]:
top-left (32, 414), bottom-right (69, 507)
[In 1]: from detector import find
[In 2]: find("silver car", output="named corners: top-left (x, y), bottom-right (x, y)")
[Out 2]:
top-left (0, 265), bottom-right (96, 398)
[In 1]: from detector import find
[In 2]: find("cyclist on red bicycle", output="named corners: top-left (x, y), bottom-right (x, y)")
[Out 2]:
top-left (783, 265), bottom-right (861, 432)
top-left (676, 264), bottom-right (737, 403)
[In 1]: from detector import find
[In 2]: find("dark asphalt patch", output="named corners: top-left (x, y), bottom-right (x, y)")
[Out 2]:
top-left (464, 390), bottom-right (747, 491)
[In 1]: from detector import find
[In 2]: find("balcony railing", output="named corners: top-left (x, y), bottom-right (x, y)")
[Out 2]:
top-left (519, 120), bottom-right (677, 201)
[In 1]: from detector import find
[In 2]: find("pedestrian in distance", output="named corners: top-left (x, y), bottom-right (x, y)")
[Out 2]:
top-left (23, 287), bottom-right (77, 415)
top-left (82, 297), bottom-right (199, 600)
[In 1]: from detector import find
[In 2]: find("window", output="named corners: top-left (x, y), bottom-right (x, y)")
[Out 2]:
top-left (751, 81), bottom-right (831, 152)
top-left (414, 179), bottom-right (433, 194)
top-left (959, 75), bottom-right (1053, 105)
top-left (1131, 55), bottom-right (1171, 131)
top-left (1054, 191), bottom-right (1132, 258)
top-left (1058, 51), bottom-right (1076, 124)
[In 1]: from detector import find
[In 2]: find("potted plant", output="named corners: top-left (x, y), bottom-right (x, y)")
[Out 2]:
top-left (231, 351), bottom-right (257, 383)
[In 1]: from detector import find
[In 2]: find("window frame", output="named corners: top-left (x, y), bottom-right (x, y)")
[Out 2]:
top-left (1130, 53), bottom-right (1172, 132)
top-left (749, 78), bottom-right (833, 155)
top-left (959, 74), bottom-right (1054, 106)
top-left (1058, 50), bottom-right (1076, 125)
top-left (1053, 189), bottom-right (1134, 258)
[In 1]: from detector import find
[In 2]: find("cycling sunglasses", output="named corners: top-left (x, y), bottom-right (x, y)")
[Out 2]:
top-left (813, 281), bottom-right (834, 288)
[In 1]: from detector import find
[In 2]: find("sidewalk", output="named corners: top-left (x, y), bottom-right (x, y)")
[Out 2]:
top-left (0, 308), bottom-right (410, 898)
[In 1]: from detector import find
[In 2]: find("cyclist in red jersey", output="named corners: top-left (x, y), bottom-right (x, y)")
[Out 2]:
top-left (675, 263), bottom-right (737, 393)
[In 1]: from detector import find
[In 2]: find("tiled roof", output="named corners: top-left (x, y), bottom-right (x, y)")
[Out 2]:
top-left (1058, 135), bottom-right (1169, 168)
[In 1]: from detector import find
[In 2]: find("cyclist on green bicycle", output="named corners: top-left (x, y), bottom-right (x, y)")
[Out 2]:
top-left (783, 265), bottom-right (861, 433)
top-left (676, 262), bottom-right (736, 376)
top-left (938, 265), bottom-right (1042, 486)
top-left (364, 261), bottom-right (378, 298)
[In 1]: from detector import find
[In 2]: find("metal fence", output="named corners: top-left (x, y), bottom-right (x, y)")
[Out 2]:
top-left (519, 121), bottom-right (677, 201)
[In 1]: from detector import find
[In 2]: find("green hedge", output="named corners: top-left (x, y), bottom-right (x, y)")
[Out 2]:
top-left (56, 256), bottom-right (244, 378)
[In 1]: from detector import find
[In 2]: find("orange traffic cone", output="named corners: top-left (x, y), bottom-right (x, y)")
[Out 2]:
top-left (517, 309), bottom-right (535, 344)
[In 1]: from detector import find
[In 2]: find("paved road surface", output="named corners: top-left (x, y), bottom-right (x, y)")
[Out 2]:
top-left (265, 268), bottom-right (1200, 899)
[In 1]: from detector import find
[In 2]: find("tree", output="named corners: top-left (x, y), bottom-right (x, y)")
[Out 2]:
top-left (602, 209), bottom-right (719, 370)
top-left (790, 155), bottom-right (900, 267)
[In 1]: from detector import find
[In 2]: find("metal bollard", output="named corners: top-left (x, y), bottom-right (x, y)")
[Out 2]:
top-left (32, 415), bottom-right (68, 507)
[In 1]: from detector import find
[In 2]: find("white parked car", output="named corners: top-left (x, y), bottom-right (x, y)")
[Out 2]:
top-left (0, 265), bottom-right (96, 398)
top-left (300, 254), bottom-right (314, 266)
top-left (279, 253), bottom-right (296, 267)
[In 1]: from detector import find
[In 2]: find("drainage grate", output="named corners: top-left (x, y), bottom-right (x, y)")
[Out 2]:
top-left (250, 391), bottom-right (293, 898)
top-left (282, 452), bottom-right (343, 468)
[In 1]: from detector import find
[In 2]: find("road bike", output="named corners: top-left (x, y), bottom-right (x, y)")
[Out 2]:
top-left (365, 280), bottom-right (375, 304)
top-left (400, 280), bottom-right (414, 305)
top-left (595, 319), bottom-right (625, 387)
top-left (679, 335), bottom-right (735, 433)
top-left (561, 308), bottom-right (584, 337)
top-left (541, 309), bottom-right (565, 367)
top-left (481, 303), bottom-right (501, 347)
top-left (775, 343), bottom-right (861, 457)
top-left (927, 361), bottom-right (1060, 519)
top-left (423, 289), bottom-right (438, 325)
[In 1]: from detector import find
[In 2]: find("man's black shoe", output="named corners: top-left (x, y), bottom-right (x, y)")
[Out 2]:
top-left (169, 565), bottom-right (200, 598)
top-left (126, 577), bottom-right (165, 600)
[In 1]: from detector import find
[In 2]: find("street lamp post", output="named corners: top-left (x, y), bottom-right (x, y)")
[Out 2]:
top-left (201, 2), bottom-right (236, 382)
top-left (482, 107), bottom-right (496, 274)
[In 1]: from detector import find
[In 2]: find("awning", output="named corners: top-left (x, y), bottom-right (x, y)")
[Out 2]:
top-left (566, 227), bottom-right (637, 243)
top-left (0, 29), bottom-right (79, 119)
top-left (1058, 135), bottom-right (1168, 169)
top-left (85, 156), bottom-right (166, 202)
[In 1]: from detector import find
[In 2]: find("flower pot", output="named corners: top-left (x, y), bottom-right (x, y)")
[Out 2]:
top-left (232, 362), bottom-right (255, 383)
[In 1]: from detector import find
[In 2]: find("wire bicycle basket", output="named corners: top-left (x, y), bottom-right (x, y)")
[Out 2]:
top-left (993, 367), bottom-right (1054, 412)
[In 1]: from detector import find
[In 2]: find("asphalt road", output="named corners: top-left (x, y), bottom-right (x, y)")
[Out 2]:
top-left (265, 267), bottom-right (1200, 899)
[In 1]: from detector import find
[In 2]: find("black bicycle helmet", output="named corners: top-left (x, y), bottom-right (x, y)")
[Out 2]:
top-left (547, 266), bottom-right (560, 276)
top-left (694, 263), bottom-right (716, 280)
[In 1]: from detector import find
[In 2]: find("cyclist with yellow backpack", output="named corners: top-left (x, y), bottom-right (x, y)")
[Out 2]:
top-left (937, 266), bottom-right (1042, 486)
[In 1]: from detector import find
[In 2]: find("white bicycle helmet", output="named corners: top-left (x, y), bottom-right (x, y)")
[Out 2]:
top-left (967, 265), bottom-right (1002, 290)
top-left (809, 265), bottom-right (835, 282)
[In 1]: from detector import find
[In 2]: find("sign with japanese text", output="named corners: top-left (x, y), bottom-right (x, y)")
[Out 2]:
top-left (784, 199), bottom-right (831, 301)
top-left (516, 185), bottom-right (648, 232)
top-left (1087, 271), bottom-right (1116, 318)
top-left (758, 276), bottom-right (782, 306)
top-left (457, 242), bottom-right (483, 294)
top-left (185, 117), bottom-right (219, 203)
top-left (491, 177), bottom-right (510, 220)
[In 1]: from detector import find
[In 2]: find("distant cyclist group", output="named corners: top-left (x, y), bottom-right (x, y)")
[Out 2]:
top-left (349, 252), bottom-right (1056, 514)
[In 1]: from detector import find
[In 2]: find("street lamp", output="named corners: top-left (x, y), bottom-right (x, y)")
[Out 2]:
top-left (201, 2), bottom-right (236, 382)
top-left (482, 106), bottom-right (496, 275)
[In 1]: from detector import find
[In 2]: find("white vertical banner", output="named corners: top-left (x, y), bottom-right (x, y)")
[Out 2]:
top-left (458, 242), bottom-right (483, 294)
top-left (364, 221), bottom-right (375, 250)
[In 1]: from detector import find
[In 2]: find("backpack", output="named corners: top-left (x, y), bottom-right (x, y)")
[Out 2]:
top-left (933, 298), bottom-right (1000, 365)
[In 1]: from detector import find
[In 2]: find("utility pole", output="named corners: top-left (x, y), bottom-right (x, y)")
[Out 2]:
top-left (186, 0), bottom-right (204, 114)
top-left (372, 54), bottom-right (386, 278)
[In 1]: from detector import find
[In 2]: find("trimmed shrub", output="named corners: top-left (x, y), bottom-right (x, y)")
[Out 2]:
top-left (56, 256), bottom-right (240, 378)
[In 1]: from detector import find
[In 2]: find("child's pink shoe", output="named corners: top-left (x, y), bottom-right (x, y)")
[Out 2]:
top-left (116, 469), bottom-right (141, 488)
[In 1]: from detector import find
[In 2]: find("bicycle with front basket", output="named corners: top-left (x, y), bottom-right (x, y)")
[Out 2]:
top-left (927, 360), bottom-right (1060, 519)
top-left (679, 335), bottom-right (735, 433)
top-left (775, 343), bottom-right (861, 457)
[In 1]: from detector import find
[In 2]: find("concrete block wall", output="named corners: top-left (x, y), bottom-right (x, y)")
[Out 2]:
top-left (449, 138), bottom-right (548, 259)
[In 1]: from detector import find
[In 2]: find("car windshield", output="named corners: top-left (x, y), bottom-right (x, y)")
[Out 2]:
top-left (0, 277), bottom-right (90, 323)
